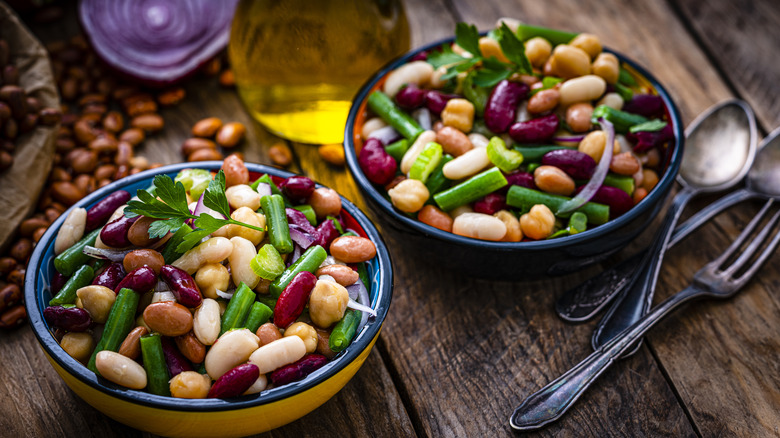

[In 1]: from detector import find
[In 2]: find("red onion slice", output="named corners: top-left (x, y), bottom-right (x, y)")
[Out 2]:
top-left (79, 0), bottom-right (239, 85)
top-left (287, 244), bottom-right (302, 267)
top-left (557, 119), bottom-right (615, 215)
top-left (190, 193), bottom-right (226, 226)
top-left (367, 126), bottom-right (401, 145)
top-left (288, 226), bottom-right (315, 249)
top-left (255, 182), bottom-right (272, 199)
top-left (216, 288), bottom-right (236, 300)
top-left (552, 134), bottom-right (586, 143)
top-left (83, 246), bottom-right (133, 262)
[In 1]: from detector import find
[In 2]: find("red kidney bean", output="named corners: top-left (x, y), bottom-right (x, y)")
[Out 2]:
top-left (0, 284), bottom-right (21, 313)
top-left (92, 262), bottom-right (126, 290)
top-left (208, 363), bottom-right (259, 398)
top-left (425, 90), bottom-right (458, 114)
top-left (51, 271), bottom-right (68, 295)
top-left (161, 336), bottom-right (194, 377)
top-left (484, 80), bottom-right (530, 133)
top-left (43, 306), bottom-right (92, 332)
top-left (113, 265), bottom-right (157, 294)
top-left (501, 171), bottom-right (537, 193)
top-left (160, 265), bottom-right (202, 308)
top-left (358, 137), bottom-right (397, 186)
top-left (578, 185), bottom-right (634, 218)
top-left (280, 176), bottom-right (315, 202)
top-left (395, 83), bottom-right (427, 110)
top-left (508, 114), bottom-right (559, 143)
top-left (100, 214), bottom-right (140, 248)
top-left (541, 149), bottom-right (597, 180)
top-left (270, 354), bottom-right (328, 386)
top-left (285, 208), bottom-right (317, 234)
top-left (627, 124), bottom-right (674, 153)
top-left (274, 271), bottom-right (318, 328)
top-left (622, 94), bottom-right (664, 119)
top-left (315, 219), bottom-right (340, 249)
top-left (473, 193), bottom-right (507, 215)
top-left (409, 50), bottom-right (428, 62)
top-left (86, 190), bottom-right (131, 232)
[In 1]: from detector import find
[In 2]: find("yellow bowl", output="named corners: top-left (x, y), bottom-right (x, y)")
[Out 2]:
top-left (25, 162), bottom-right (393, 437)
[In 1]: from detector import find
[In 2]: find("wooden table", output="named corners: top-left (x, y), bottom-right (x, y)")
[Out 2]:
top-left (2, 0), bottom-right (779, 436)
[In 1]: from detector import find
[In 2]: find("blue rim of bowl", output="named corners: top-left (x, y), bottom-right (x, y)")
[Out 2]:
top-left (344, 35), bottom-right (684, 251)
top-left (24, 161), bottom-right (393, 412)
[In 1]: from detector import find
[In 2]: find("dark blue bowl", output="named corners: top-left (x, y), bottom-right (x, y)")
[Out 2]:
top-left (343, 37), bottom-right (684, 280)
top-left (23, 162), bottom-right (394, 436)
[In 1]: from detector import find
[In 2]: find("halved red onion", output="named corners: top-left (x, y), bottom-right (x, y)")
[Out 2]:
top-left (83, 246), bottom-right (133, 262)
top-left (557, 118), bottom-right (615, 215)
top-left (79, 0), bottom-right (239, 85)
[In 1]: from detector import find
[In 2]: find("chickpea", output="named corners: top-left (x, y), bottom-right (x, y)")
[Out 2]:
top-left (308, 279), bottom-right (349, 328)
top-left (524, 37), bottom-right (552, 68)
top-left (534, 165), bottom-right (576, 196)
top-left (578, 130), bottom-right (621, 163)
top-left (225, 184), bottom-right (261, 211)
top-left (597, 92), bottom-right (624, 110)
top-left (224, 207), bottom-right (266, 245)
top-left (478, 37), bottom-right (509, 63)
top-left (388, 179), bottom-right (429, 213)
top-left (60, 332), bottom-right (95, 363)
top-left (450, 205), bottom-right (474, 219)
top-left (284, 322), bottom-right (318, 354)
top-left (569, 33), bottom-right (602, 59)
top-left (441, 98), bottom-right (475, 133)
top-left (642, 169), bottom-right (659, 191)
top-left (308, 187), bottom-right (341, 219)
top-left (592, 52), bottom-right (619, 84)
top-left (520, 204), bottom-right (556, 240)
top-left (169, 371), bottom-right (211, 399)
top-left (418, 205), bottom-right (453, 232)
top-left (549, 45), bottom-right (591, 79)
top-left (76, 285), bottom-right (116, 324)
top-left (494, 210), bottom-right (523, 242)
top-left (194, 263), bottom-right (230, 300)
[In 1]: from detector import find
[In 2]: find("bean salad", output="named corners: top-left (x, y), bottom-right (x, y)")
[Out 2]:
top-left (44, 155), bottom-right (378, 399)
top-left (356, 20), bottom-right (673, 241)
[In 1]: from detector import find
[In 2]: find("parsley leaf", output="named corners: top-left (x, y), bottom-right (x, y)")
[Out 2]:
top-left (471, 68), bottom-right (512, 88)
top-left (177, 228), bottom-right (214, 253)
top-left (152, 174), bottom-right (190, 214)
top-left (148, 218), bottom-right (184, 239)
top-left (629, 120), bottom-right (667, 133)
top-left (496, 22), bottom-right (532, 74)
top-left (426, 44), bottom-right (467, 69)
top-left (203, 170), bottom-right (230, 217)
top-left (455, 22), bottom-right (481, 57)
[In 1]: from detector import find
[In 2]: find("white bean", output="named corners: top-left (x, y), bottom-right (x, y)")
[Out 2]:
top-left (452, 213), bottom-right (508, 241)
top-left (242, 374), bottom-right (268, 395)
top-left (228, 236), bottom-right (260, 289)
top-left (225, 184), bottom-right (261, 211)
top-left (400, 130), bottom-right (436, 174)
top-left (361, 117), bottom-right (387, 139)
top-left (559, 75), bottom-right (607, 107)
top-left (151, 291), bottom-right (176, 303)
top-left (204, 329), bottom-right (260, 380)
top-left (383, 61), bottom-right (434, 97)
top-left (597, 92), bottom-right (624, 110)
top-left (194, 298), bottom-right (221, 345)
top-left (467, 133), bottom-right (489, 149)
top-left (95, 351), bottom-right (147, 389)
top-left (442, 147), bottom-right (490, 180)
top-left (55, 208), bottom-right (86, 255)
top-left (172, 237), bottom-right (233, 274)
top-left (248, 336), bottom-right (306, 375)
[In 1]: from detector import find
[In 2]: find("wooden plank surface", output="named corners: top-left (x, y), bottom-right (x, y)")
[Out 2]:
top-left (2, 0), bottom-right (779, 436)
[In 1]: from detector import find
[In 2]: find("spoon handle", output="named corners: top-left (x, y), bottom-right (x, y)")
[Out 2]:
top-left (591, 188), bottom-right (694, 352)
top-left (556, 188), bottom-right (754, 322)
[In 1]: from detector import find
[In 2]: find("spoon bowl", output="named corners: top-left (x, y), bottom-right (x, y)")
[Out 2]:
top-left (747, 127), bottom-right (780, 197)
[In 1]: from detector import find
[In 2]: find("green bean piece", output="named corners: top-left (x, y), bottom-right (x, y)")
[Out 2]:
top-left (269, 245), bottom-right (327, 297)
top-left (243, 302), bottom-right (273, 333)
top-left (329, 310), bottom-right (362, 353)
top-left (425, 154), bottom-right (454, 197)
top-left (613, 82), bottom-right (634, 103)
top-left (261, 194), bottom-right (293, 254)
top-left (140, 334), bottom-right (171, 396)
top-left (161, 223), bottom-right (194, 264)
top-left (515, 23), bottom-right (577, 44)
top-left (618, 68), bottom-right (637, 87)
top-left (340, 231), bottom-right (358, 237)
top-left (470, 119), bottom-right (495, 138)
top-left (603, 173), bottom-right (635, 195)
top-left (250, 173), bottom-right (282, 195)
top-left (487, 136), bottom-right (523, 173)
top-left (433, 167), bottom-right (508, 211)
top-left (366, 90), bottom-right (423, 140)
top-left (463, 73), bottom-right (490, 117)
top-left (513, 145), bottom-right (576, 162)
top-left (529, 76), bottom-right (564, 96)
top-left (90, 258), bottom-right (107, 272)
top-left (326, 215), bottom-right (345, 234)
top-left (220, 282), bottom-right (256, 336)
top-left (591, 105), bottom-right (648, 133)
top-left (194, 362), bottom-right (207, 375)
top-left (256, 295), bottom-right (278, 309)
top-left (549, 211), bottom-right (589, 239)
top-left (49, 265), bottom-right (94, 306)
top-left (293, 205), bottom-right (317, 226)
top-left (357, 262), bottom-right (371, 290)
top-left (526, 163), bottom-right (541, 173)
top-left (506, 186), bottom-right (610, 225)
top-left (409, 142), bottom-right (443, 183)
top-left (384, 138), bottom-right (410, 162)
top-left (87, 288), bottom-right (140, 372)
top-left (54, 228), bottom-right (100, 276)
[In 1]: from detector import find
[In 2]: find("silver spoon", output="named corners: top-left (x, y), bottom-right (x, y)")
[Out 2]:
top-left (557, 100), bottom-right (757, 324)
top-left (591, 100), bottom-right (757, 353)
